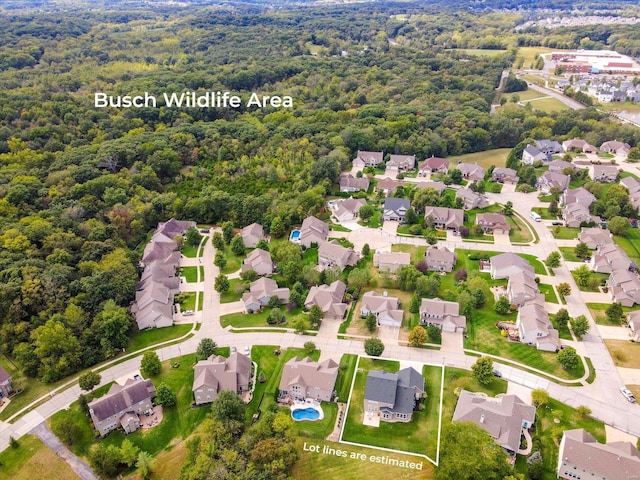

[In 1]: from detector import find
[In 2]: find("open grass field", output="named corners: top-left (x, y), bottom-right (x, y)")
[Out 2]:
top-left (604, 340), bottom-right (640, 368)
top-left (290, 438), bottom-right (434, 480)
top-left (586, 303), bottom-right (640, 326)
top-left (50, 353), bottom-right (211, 462)
top-left (0, 434), bottom-right (80, 480)
top-left (342, 358), bottom-right (442, 460)
top-left (465, 307), bottom-right (584, 380)
top-left (445, 148), bottom-right (510, 170)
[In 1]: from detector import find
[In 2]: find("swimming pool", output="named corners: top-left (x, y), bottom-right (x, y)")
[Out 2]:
top-left (290, 229), bottom-right (301, 242)
top-left (290, 403), bottom-right (324, 421)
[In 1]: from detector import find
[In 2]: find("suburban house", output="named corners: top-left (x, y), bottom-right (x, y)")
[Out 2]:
top-left (522, 145), bottom-right (548, 164)
top-left (453, 389), bottom-right (535, 455)
top-left (506, 269), bottom-right (539, 307)
top-left (537, 171), bottom-right (570, 193)
top-left (242, 277), bottom-right (290, 312)
top-left (476, 213), bottom-right (510, 234)
top-left (88, 378), bottom-right (156, 437)
top-left (192, 353), bottom-right (252, 406)
top-left (548, 160), bottom-right (577, 174)
top-left (372, 251), bottom-right (411, 273)
top-left (133, 218), bottom-right (195, 329)
top-left (607, 269), bottom-right (640, 306)
top-left (455, 162), bottom-right (485, 182)
top-left (425, 246), bottom-right (457, 272)
top-left (318, 240), bottom-right (359, 271)
top-left (562, 187), bottom-right (596, 208)
top-left (490, 253), bottom-right (534, 279)
top-left (376, 178), bottom-right (403, 196)
top-left (383, 197), bottom-right (411, 222)
top-left (419, 298), bottom-right (466, 332)
top-left (589, 164), bottom-right (619, 183)
top-left (241, 248), bottom-right (273, 276)
top-left (621, 176), bottom-right (640, 195)
top-left (339, 173), bottom-right (370, 193)
top-left (304, 280), bottom-right (348, 320)
top-left (424, 206), bottom-right (464, 232)
top-left (364, 367), bottom-right (425, 423)
top-left (516, 296), bottom-right (560, 352)
top-left (557, 429), bottom-right (640, 480)
top-left (331, 197), bottom-right (366, 222)
top-left (455, 188), bottom-right (488, 210)
top-left (600, 140), bottom-right (631, 157)
top-left (562, 138), bottom-right (597, 153)
top-left (0, 366), bottom-right (12, 398)
top-left (414, 181), bottom-right (446, 195)
top-left (418, 156), bottom-right (449, 176)
top-left (240, 223), bottom-right (264, 249)
top-left (278, 357), bottom-right (339, 403)
top-left (352, 150), bottom-right (384, 168)
top-left (535, 139), bottom-right (563, 155)
top-left (628, 311), bottom-right (640, 342)
top-left (577, 227), bottom-right (613, 249)
top-left (562, 203), bottom-right (593, 228)
top-left (360, 291), bottom-right (404, 327)
top-left (491, 167), bottom-right (519, 184)
top-left (386, 154), bottom-right (415, 172)
top-left (590, 243), bottom-right (632, 274)
top-left (299, 216), bottom-right (329, 248)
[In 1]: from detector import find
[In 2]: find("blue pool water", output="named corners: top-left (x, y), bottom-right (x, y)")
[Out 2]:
top-left (290, 230), bottom-right (301, 240)
top-left (292, 407), bottom-right (320, 421)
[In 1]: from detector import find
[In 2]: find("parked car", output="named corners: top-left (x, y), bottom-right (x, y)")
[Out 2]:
top-left (620, 387), bottom-right (637, 403)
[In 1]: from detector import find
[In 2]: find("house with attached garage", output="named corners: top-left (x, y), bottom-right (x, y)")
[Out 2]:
top-left (455, 162), bottom-right (485, 182)
top-left (423, 206), bottom-right (464, 232)
top-left (453, 389), bottom-right (535, 455)
top-left (364, 367), bottom-right (425, 424)
top-left (88, 378), bottom-right (156, 437)
top-left (242, 277), bottom-right (290, 312)
top-left (383, 197), bottom-right (411, 222)
top-left (455, 188), bottom-right (488, 210)
top-left (522, 145), bottom-right (549, 165)
top-left (331, 197), bottom-right (366, 222)
top-left (339, 173), bottom-right (370, 193)
top-left (192, 352), bottom-right (252, 406)
top-left (278, 357), bottom-right (339, 403)
top-left (425, 246), bottom-right (457, 272)
top-left (491, 167), bottom-right (519, 184)
top-left (418, 156), bottom-right (449, 176)
top-left (372, 251), bottom-right (410, 274)
top-left (557, 429), bottom-right (640, 480)
top-left (419, 298), bottom-right (466, 333)
top-left (589, 164), bottom-right (619, 183)
top-left (352, 150), bottom-right (384, 169)
top-left (515, 295), bottom-right (560, 352)
top-left (360, 291), bottom-right (403, 327)
top-left (386, 154), bottom-right (415, 172)
top-left (240, 223), bottom-right (264, 249)
top-left (318, 240), bottom-right (359, 271)
top-left (490, 252), bottom-right (534, 280)
top-left (241, 248), bottom-right (273, 276)
top-left (304, 280), bottom-right (348, 320)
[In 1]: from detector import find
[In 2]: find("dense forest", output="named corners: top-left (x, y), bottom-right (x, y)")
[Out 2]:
top-left (0, 2), bottom-right (639, 384)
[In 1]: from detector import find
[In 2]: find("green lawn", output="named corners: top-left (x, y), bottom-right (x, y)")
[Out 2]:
top-left (587, 303), bottom-right (640, 326)
top-left (465, 307), bottom-right (584, 380)
top-left (220, 278), bottom-right (248, 303)
top-left (445, 148), bottom-right (511, 170)
top-left (0, 434), bottom-right (80, 480)
top-left (613, 230), bottom-right (640, 266)
top-left (180, 266), bottom-right (204, 283)
top-left (221, 306), bottom-right (310, 330)
top-left (342, 358), bottom-right (441, 459)
top-left (550, 227), bottom-right (580, 240)
top-left (127, 324), bottom-right (192, 352)
top-left (538, 283), bottom-right (559, 304)
top-left (559, 247), bottom-right (581, 262)
top-left (335, 354), bottom-right (358, 402)
top-left (50, 353), bottom-right (211, 461)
